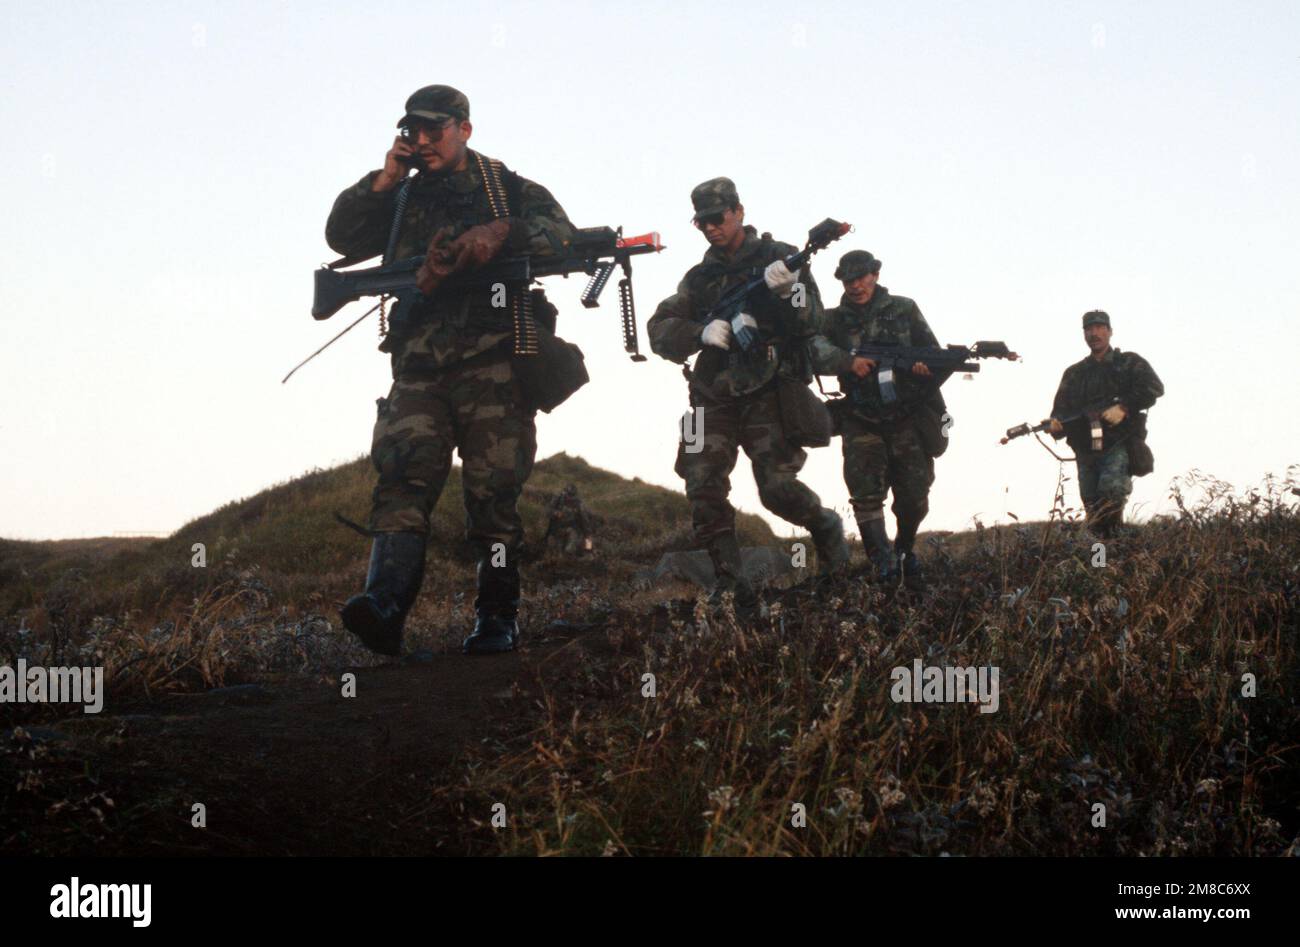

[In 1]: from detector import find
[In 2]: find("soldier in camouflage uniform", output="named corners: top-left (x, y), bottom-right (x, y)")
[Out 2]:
top-left (647, 178), bottom-right (849, 608)
top-left (809, 251), bottom-right (944, 589)
top-left (324, 84), bottom-right (576, 657)
top-left (1048, 310), bottom-right (1164, 537)
top-left (545, 484), bottom-right (595, 556)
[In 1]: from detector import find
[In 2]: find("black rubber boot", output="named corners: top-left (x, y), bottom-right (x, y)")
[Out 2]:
top-left (341, 531), bottom-right (427, 656)
top-left (1095, 500), bottom-right (1125, 539)
top-left (859, 517), bottom-right (898, 583)
top-left (463, 555), bottom-right (521, 655)
top-left (894, 514), bottom-right (922, 558)
top-left (897, 552), bottom-right (926, 592)
top-left (1086, 501), bottom-right (1122, 539)
top-left (809, 509), bottom-right (851, 576)
top-left (707, 532), bottom-right (758, 611)
top-left (894, 514), bottom-right (926, 591)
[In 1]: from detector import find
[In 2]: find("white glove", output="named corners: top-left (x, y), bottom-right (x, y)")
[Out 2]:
top-left (763, 260), bottom-right (798, 299)
top-left (702, 319), bottom-right (732, 349)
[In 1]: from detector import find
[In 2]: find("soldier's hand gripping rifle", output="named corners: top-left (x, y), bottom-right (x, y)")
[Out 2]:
top-left (849, 341), bottom-right (1019, 406)
top-left (702, 218), bottom-right (851, 352)
top-left (290, 227), bottom-right (665, 382)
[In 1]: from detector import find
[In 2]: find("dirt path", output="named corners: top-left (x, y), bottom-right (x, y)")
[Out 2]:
top-left (3, 624), bottom-right (606, 856)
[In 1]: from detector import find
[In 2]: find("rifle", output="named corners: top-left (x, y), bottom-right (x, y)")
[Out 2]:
top-left (847, 341), bottom-right (1018, 406)
top-left (702, 218), bottom-right (851, 352)
top-left (307, 226), bottom-right (664, 366)
top-left (1000, 397), bottom-right (1121, 449)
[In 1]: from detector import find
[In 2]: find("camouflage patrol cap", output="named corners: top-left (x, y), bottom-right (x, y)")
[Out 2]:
top-left (834, 250), bottom-right (881, 281)
top-left (690, 177), bottom-right (740, 221)
top-left (398, 85), bottom-right (470, 127)
top-left (1082, 310), bottom-right (1111, 328)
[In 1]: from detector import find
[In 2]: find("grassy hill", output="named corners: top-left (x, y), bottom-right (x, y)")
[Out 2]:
top-left (0, 452), bottom-right (776, 663)
top-left (1, 464), bottom-right (1296, 857)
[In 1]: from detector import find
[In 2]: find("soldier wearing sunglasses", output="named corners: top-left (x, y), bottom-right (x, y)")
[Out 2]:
top-left (647, 178), bottom-right (850, 612)
top-left (324, 84), bottom-right (575, 658)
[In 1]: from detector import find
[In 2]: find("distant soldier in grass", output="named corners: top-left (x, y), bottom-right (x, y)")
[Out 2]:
top-left (544, 484), bottom-right (595, 556)
top-left (324, 84), bottom-right (575, 657)
top-left (647, 177), bottom-right (850, 610)
top-left (1048, 310), bottom-right (1164, 537)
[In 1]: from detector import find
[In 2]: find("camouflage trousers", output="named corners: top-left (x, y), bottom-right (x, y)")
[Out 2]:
top-left (674, 386), bottom-right (831, 543)
top-left (841, 414), bottom-right (934, 525)
top-left (368, 351), bottom-right (536, 556)
top-left (1076, 442), bottom-right (1131, 519)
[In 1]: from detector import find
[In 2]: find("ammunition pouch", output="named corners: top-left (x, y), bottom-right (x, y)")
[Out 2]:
top-left (776, 375), bottom-right (833, 448)
top-left (512, 314), bottom-right (589, 414)
top-left (1125, 411), bottom-right (1154, 477)
top-left (912, 392), bottom-right (951, 459)
top-left (832, 384), bottom-right (950, 458)
top-left (825, 395), bottom-right (847, 438)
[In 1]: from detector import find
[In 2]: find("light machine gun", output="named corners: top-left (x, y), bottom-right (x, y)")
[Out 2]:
top-left (286, 227), bottom-right (664, 383)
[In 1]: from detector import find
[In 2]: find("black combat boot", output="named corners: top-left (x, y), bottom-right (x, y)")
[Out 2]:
top-left (897, 551), bottom-right (925, 591)
top-left (809, 509), bottom-right (851, 576)
top-left (894, 514), bottom-right (926, 592)
top-left (859, 517), bottom-right (898, 584)
top-left (341, 531), bottom-right (427, 656)
top-left (463, 555), bottom-right (521, 655)
top-left (707, 532), bottom-right (758, 612)
top-left (1096, 500), bottom-right (1125, 539)
top-left (1086, 500), bottom-right (1122, 539)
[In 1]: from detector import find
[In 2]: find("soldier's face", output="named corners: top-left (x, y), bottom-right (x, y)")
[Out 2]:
top-left (1085, 323), bottom-right (1112, 353)
top-left (843, 271), bottom-right (878, 305)
top-left (697, 206), bottom-right (745, 250)
top-left (408, 118), bottom-right (472, 174)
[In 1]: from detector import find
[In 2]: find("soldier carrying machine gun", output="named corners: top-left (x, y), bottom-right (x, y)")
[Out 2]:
top-left (311, 225), bottom-right (665, 361)
top-left (288, 226), bottom-right (664, 385)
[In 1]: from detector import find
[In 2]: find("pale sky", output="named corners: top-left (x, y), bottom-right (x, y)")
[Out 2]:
top-left (2, 0), bottom-right (1297, 541)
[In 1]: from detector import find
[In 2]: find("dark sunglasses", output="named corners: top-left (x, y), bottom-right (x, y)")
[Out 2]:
top-left (399, 119), bottom-right (455, 141)
top-left (693, 212), bottom-right (726, 229)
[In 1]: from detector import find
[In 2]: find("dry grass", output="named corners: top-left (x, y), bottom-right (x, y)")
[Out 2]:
top-left (0, 452), bottom-right (774, 710)
top-left (2, 460), bottom-right (1296, 856)
top-left (427, 466), bottom-right (1300, 855)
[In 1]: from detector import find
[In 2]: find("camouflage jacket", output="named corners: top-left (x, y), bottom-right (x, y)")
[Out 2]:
top-left (1050, 347), bottom-right (1164, 454)
top-left (647, 226), bottom-right (825, 402)
top-left (808, 287), bottom-right (943, 420)
top-left (324, 150), bottom-right (575, 373)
